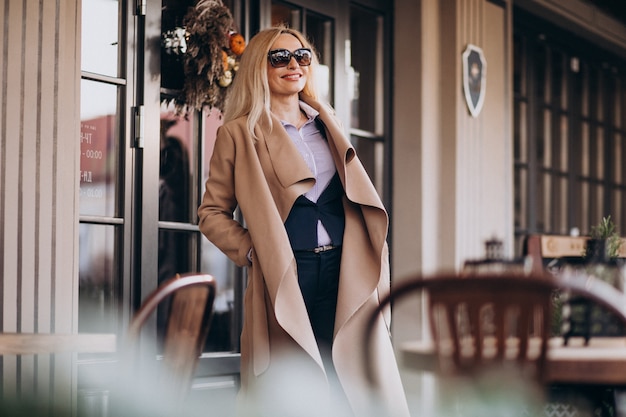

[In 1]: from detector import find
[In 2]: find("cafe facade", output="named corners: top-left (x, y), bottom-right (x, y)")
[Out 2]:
top-left (2, 0), bottom-right (626, 414)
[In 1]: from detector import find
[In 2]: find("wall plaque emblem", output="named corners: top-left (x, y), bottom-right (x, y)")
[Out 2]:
top-left (462, 44), bottom-right (486, 117)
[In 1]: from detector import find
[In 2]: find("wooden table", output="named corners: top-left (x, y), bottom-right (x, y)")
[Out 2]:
top-left (401, 336), bottom-right (626, 386)
top-left (0, 332), bottom-right (117, 355)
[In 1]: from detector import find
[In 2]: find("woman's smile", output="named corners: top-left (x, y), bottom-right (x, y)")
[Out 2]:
top-left (282, 72), bottom-right (303, 80)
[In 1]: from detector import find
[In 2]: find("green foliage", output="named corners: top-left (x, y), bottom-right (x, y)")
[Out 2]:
top-left (590, 215), bottom-right (622, 258)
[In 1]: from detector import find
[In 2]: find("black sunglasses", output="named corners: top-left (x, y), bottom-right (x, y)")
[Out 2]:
top-left (267, 48), bottom-right (312, 68)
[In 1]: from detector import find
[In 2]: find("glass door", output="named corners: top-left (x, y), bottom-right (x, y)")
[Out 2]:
top-left (78, 0), bottom-right (135, 413)
top-left (77, 1), bottom-right (391, 415)
top-left (348, 4), bottom-right (389, 201)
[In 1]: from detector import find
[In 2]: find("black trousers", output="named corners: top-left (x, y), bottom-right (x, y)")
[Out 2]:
top-left (294, 246), bottom-right (341, 350)
top-left (294, 246), bottom-right (354, 417)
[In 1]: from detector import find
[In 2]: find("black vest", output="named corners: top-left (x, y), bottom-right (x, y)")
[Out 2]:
top-left (284, 173), bottom-right (345, 250)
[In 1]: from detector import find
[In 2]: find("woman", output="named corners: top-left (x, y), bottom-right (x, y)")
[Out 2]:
top-left (198, 26), bottom-right (409, 417)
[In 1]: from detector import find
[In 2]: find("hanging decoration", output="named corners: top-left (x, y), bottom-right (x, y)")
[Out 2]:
top-left (462, 44), bottom-right (486, 118)
top-left (162, 0), bottom-right (245, 115)
top-left (162, 27), bottom-right (188, 56)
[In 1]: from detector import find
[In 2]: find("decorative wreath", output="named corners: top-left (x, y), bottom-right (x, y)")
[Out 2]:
top-left (162, 0), bottom-right (245, 114)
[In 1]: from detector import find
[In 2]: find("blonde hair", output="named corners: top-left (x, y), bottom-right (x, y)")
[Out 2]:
top-left (223, 26), bottom-right (319, 138)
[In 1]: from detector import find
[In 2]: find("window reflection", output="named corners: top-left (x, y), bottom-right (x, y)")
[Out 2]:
top-left (306, 13), bottom-right (333, 104)
top-left (350, 6), bottom-right (382, 133)
top-left (158, 106), bottom-right (236, 352)
top-left (159, 116), bottom-right (192, 225)
top-left (272, 2), bottom-right (301, 29)
top-left (81, 0), bottom-right (119, 77)
top-left (79, 224), bottom-right (118, 333)
top-left (80, 80), bottom-right (119, 217)
top-left (161, 0), bottom-right (196, 90)
top-left (202, 237), bottom-right (235, 351)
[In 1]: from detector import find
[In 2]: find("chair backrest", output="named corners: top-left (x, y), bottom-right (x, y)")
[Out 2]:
top-left (426, 274), bottom-right (554, 379)
top-left (123, 273), bottom-right (217, 414)
top-left (365, 273), bottom-right (557, 383)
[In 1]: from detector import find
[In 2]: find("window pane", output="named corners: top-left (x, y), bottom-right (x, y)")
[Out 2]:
top-left (306, 13), bottom-right (333, 105)
top-left (535, 45), bottom-right (547, 103)
top-left (612, 77), bottom-right (621, 127)
top-left (81, 0), bottom-right (119, 77)
top-left (79, 224), bottom-right (119, 333)
top-left (201, 238), bottom-right (236, 352)
top-left (514, 101), bottom-right (527, 163)
top-left (612, 190), bottom-right (623, 234)
top-left (581, 64), bottom-right (590, 118)
top-left (272, 2), bottom-right (301, 29)
top-left (557, 177), bottom-right (568, 234)
top-left (158, 230), bottom-right (192, 284)
top-left (615, 77), bottom-right (626, 129)
top-left (80, 80), bottom-right (120, 217)
top-left (350, 136), bottom-right (384, 197)
top-left (558, 55), bottom-right (568, 109)
top-left (581, 122), bottom-right (590, 176)
top-left (589, 184), bottom-right (604, 226)
top-left (513, 34), bottom-right (525, 96)
top-left (538, 172), bottom-right (552, 231)
top-left (594, 126), bottom-right (605, 179)
top-left (537, 108), bottom-right (551, 167)
top-left (559, 115), bottom-right (568, 171)
top-left (615, 133), bottom-right (623, 183)
top-left (579, 180), bottom-right (590, 232)
top-left (514, 168), bottom-right (527, 231)
top-left (350, 6), bottom-right (382, 133)
top-left (595, 72), bottom-right (605, 121)
top-left (160, 106), bottom-right (196, 224)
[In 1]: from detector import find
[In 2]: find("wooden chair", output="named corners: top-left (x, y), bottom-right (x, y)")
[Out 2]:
top-left (365, 273), bottom-right (557, 384)
top-left (364, 272), bottom-right (626, 416)
top-left (363, 273), bottom-right (557, 416)
top-left (119, 273), bottom-right (217, 417)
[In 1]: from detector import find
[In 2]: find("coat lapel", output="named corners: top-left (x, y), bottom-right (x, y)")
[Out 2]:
top-left (299, 95), bottom-right (386, 212)
top-left (261, 114), bottom-right (314, 188)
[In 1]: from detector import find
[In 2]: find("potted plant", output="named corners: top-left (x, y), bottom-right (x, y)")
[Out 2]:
top-left (587, 215), bottom-right (622, 260)
top-left (560, 216), bottom-right (624, 343)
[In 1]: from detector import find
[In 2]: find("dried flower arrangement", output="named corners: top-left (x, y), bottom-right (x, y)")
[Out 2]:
top-left (164, 0), bottom-right (245, 115)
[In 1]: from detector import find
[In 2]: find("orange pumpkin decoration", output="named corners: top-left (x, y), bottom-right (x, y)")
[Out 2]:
top-left (229, 33), bottom-right (246, 56)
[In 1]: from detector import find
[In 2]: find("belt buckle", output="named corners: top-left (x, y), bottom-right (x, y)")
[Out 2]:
top-left (313, 244), bottom-right (333, 254)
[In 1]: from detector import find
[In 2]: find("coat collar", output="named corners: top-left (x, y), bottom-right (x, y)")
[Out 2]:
top-left (300, 95), bottom-right (386, 213)
top-left (258, 111), bottom-right (314, 190)
top-left (258, 94), bottom-right (386, 213)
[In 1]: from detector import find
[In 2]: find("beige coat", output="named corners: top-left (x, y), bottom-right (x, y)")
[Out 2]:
top-left (198, 94), bottom-right (409, 417)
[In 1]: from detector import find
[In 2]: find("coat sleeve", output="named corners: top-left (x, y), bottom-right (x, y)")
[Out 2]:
top-left (198, 125), bottom-right (252, 267)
